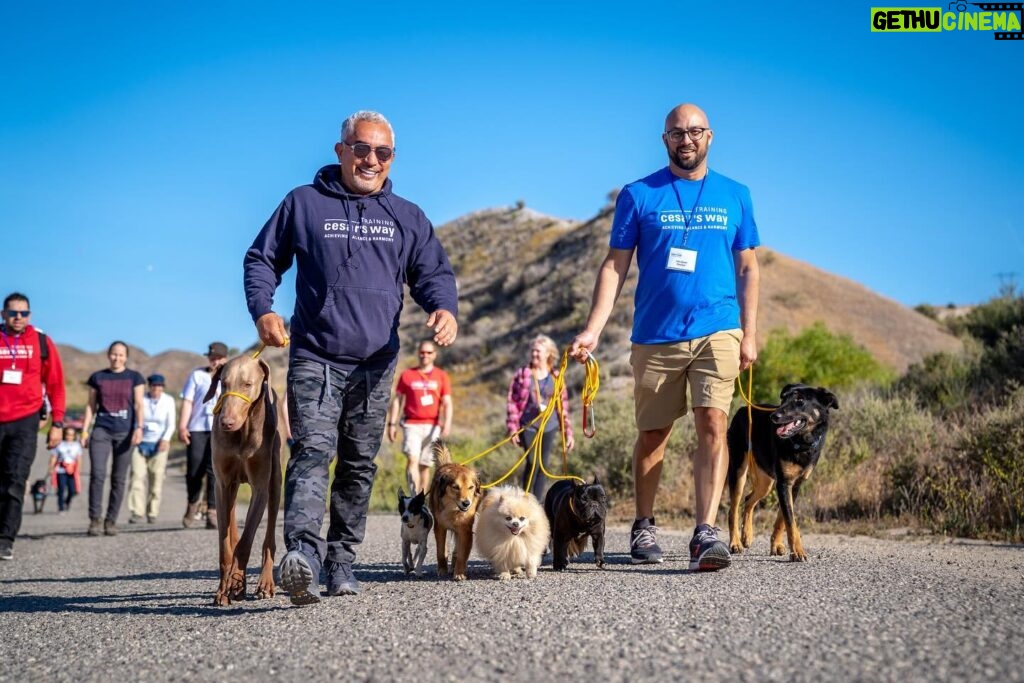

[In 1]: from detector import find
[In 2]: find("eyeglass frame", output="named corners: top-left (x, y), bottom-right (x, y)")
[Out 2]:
top-left (4, 310), bottom-right (30, 318)
top-left (663, 127), bottom-right (712, 143)
top-left (343, 142), bottom-right (395, 162)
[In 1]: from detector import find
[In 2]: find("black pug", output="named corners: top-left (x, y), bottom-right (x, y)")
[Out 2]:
top-left (31, 478), bottom-right (48, 514)
top-left (726, 383), bottom-right (839, 562)
top-left (544, 478), bottom-right (608, 570)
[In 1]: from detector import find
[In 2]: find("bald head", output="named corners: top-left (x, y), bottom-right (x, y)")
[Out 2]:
top-left (662, 103), bottom-right (713, 179)
top-left (665, 103), bottom-right (710, 131)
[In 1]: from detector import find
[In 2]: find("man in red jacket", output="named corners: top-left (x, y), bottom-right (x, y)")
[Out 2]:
top-left (0, 292), bottom-right (66, 560)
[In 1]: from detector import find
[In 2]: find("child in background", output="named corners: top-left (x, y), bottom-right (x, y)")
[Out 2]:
top-left (50, 427), bottom-right (82, 513)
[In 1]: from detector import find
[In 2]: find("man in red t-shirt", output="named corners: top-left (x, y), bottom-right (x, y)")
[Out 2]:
top-left (387, 340), bottom-right (453, 493)
top-left (0, 292), bottom-right (66, 561)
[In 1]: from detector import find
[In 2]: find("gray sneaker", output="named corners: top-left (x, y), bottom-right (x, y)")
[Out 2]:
top-left (630, 518), bottom-right (664, 564)
top-left (688, 524), bottom-right (731, 572)
top-left (0, 540), bottom-right (12, 561)
top-left (279, 550), bottom-right (321, 606)
top-left (87, 519), bottom-right (102, 536)
top-left (326, 562), bottom-right (362, 596)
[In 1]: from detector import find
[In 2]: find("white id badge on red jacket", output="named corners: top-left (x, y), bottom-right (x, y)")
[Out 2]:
top-left (419, 394), bottom-right (434, 406)
top-left (2, 369), bottom-right (23, 384)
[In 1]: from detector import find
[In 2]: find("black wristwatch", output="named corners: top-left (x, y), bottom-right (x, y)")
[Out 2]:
top-left (52, 421), bottom-right (64, 429)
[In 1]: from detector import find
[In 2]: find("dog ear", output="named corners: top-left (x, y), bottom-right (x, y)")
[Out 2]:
top-left (816, 388), bottom-right (839, 410)
top-left (202, 366), bottom-right (223, 404)
top-left (257, 358), bottom-right (273, 400)
top-left (398, 487), bottom-right (406, 499)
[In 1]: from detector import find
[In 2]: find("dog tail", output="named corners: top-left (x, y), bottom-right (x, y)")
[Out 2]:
top-left (432, 440), bottom-right (453, 466)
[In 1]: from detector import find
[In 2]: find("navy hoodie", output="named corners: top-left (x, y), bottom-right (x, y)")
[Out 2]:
top-left (244, 165), bottom-right (458, 368)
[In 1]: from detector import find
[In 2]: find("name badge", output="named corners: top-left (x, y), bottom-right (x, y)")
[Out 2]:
top-left (2, 369), bottom-right (23, 385)
top-left (419, 394), bottom-right (434, 407)
top-left (667, 247), bottom-right (698, 273)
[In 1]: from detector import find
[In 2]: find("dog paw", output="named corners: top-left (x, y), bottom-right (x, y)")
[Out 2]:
top-left (729, 543), bottom-right (743, 554)
top-left (453, 573), bottom-right (467, 581)
top-left (770, 545), bottom-right (786, 556)
top-left (525, 567), bottom-right (537, 579)
top-left (498, 571), bottom-right (511, 581)
top-left (596, 560), bottom-right (605, 569)
top-left (214, 592), bottom-right (231, 606)
top-left (790, 551), bottom-right (808, 562)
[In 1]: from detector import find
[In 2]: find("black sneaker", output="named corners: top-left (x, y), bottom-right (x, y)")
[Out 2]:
top-left (688, 524), bottom-right (731, 572)
top-left (630, 518), bottom-right (664, 564)
top-left (0, 540), bottom-right (12, 561)
top-left (325, 562), bottom-right (362, 596)
top-left (279, 550), bottom-right (321, 606)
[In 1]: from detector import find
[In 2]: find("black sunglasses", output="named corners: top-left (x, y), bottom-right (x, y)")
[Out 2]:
top-left (5, 310), bottom-right (30, 318)
top-left (345, 142), bottom-right (394, 163)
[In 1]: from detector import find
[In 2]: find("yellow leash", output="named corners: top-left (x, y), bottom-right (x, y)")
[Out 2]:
top-left (735, 366), bottom-right (774, 463)
top-left (212, 391), bottom-right (253, 415)
top-left (463, 348), bottom-right (594, 490)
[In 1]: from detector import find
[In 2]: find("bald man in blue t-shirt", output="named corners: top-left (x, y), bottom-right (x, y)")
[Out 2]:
top-left (571, 103), bottom-right (760, 573)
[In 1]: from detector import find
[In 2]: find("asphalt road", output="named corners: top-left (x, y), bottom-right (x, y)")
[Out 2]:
top-left (1, 443), bottom-right (1022, 683)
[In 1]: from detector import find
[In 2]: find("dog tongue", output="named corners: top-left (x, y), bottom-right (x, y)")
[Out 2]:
top-left (510, 527), bottom-right (521, 535)
top-left (776, 421), bottom-right (800, 438)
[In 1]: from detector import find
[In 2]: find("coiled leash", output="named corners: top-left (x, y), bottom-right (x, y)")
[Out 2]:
top-left (461, 348), bottom-right (594, 491)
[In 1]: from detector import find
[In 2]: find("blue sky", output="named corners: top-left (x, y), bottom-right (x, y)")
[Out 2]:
top-left (3, 1), bottom-right (1021, 356)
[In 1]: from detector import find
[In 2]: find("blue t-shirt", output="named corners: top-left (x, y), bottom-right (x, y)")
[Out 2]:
top-left (610, 167), bottom-right (760, 344)
top-left (87, 368), bottom-right (145, 434)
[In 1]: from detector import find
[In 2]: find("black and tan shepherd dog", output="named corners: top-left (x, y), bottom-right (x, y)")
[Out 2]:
top-left (726, 383), bottom-right (839, 562)
top-left (544, 478), bottom-right (608, 570)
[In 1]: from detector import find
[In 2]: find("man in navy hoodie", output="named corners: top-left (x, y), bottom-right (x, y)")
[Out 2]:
top-left (244, 110), bottom-right (458, 605)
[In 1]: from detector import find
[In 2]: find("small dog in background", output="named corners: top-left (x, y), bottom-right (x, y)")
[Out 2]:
top-left (545, 478), bottom-right (608, 570)
top-left (397, 488), bottom-right (433, 576)
top-left (428, 441), bottom-right (481, 581)
top-left (727, 383), bottom-right (839, 562)
top-left (31, 479), bottom-right (49, 514)
top-left (475, 485), bottom-right (549, 580)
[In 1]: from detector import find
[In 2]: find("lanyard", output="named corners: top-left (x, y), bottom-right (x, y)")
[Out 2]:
top-left (417, 369), bottom-right (433, 395)
top-left (532, 371), bottom-right (549, 405)
top-left (669, 172), bottom-right (708, 249)
top-left (0, 330), bottom-right (21, 369)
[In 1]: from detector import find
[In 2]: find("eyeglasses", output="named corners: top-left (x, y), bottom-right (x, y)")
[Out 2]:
top-left (4, 310), bottom-right (30, 318)
top-left (664, 127), bottom-right (711, 143)
top-left (345, 142), bottom-right (394, 163)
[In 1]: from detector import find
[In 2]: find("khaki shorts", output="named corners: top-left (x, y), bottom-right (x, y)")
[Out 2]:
top-left (630, 329), bottom-right (742, 431)
top-left (401, 422), bottom-right (441, 466)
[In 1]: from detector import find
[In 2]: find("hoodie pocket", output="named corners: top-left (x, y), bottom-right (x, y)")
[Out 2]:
top-left (313, 286), bottom-right (400, 359)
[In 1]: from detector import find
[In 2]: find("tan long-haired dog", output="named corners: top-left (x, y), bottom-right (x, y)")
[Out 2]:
top-left (476, 485), bottom-right (550, 580)
top-left (428, 441), bottom-right (480, 581)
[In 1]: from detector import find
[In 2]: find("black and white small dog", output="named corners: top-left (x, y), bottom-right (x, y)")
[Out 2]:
top-left (31, 478), bottom-right (49, 514)
top-left (397, 488), bottom-right (433, 576)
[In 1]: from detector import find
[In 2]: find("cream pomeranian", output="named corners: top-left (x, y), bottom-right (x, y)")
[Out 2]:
top-left (475, 485), bottom-right (550, 580)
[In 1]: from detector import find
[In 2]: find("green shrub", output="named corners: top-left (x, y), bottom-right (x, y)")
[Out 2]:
top-left (751, 322), bottom-right (894, 404)
top-left (920, 388), bottom-right (1024, 541)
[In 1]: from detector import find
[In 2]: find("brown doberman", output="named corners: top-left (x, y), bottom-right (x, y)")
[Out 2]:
top-left (204, 353), bottom-right (283, 605)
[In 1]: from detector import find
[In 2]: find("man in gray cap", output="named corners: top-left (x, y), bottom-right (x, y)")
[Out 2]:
top-left (128, 373), bottom-right (177, 523)
top-left (177, 342), bottom-right (228, 528)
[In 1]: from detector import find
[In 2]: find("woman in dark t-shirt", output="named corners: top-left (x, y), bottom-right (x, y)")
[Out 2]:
top-left (81, 340), bottom-right (145, 536)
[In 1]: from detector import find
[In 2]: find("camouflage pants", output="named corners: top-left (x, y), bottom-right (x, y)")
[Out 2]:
top-left (285, 357), bottom-right (394, 567)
